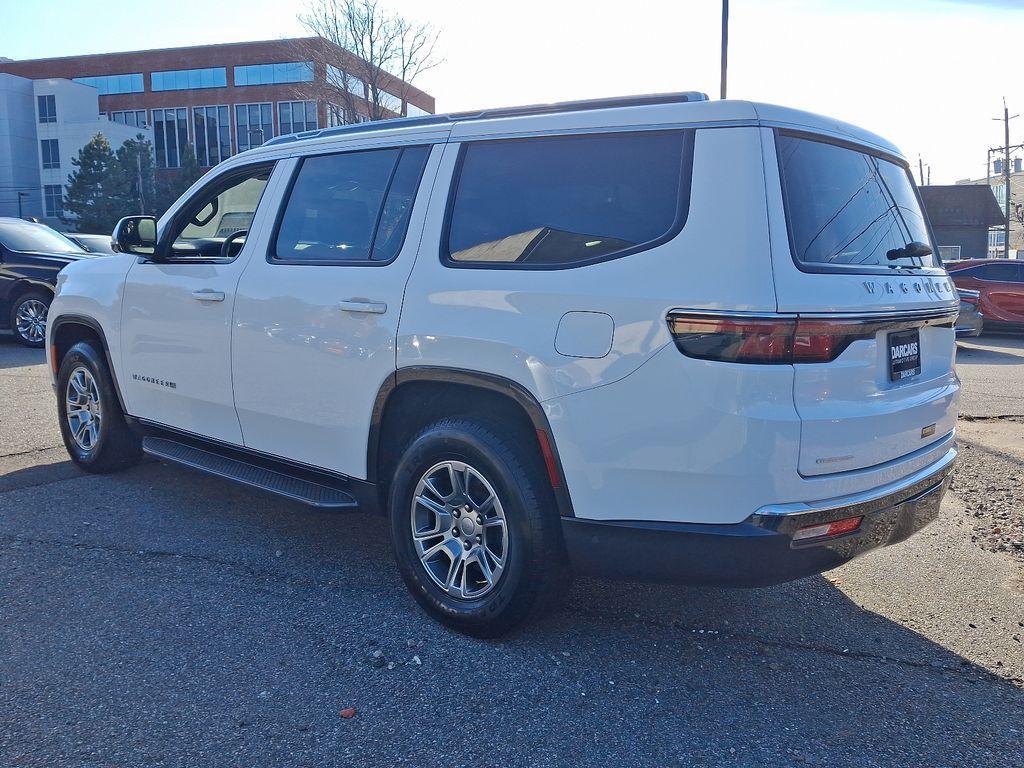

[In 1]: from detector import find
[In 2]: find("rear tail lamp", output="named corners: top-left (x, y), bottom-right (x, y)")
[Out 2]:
top-left (792, 516), bottom-right (864, 542)
top-left (668, 313), bottom-right (881, 364)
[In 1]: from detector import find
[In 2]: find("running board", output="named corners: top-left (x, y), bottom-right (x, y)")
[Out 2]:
top-left (142, 436), bottom-right (359, 510)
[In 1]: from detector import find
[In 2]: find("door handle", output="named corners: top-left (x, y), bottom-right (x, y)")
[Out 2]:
top-left (339, 299), bottom-right (387, 314)
top-left (191, 289), bottom-right (225, 302)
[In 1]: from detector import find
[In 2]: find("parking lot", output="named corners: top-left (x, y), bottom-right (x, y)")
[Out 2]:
top-left (1, 333), bottom-right (1023, 767)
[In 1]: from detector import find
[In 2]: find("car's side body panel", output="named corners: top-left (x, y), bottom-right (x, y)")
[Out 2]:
top-left (397, 126), bottom-right (777, 406)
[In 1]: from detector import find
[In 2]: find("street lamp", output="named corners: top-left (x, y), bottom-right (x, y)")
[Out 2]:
top-left (17, 191), bottom-right (29, 219)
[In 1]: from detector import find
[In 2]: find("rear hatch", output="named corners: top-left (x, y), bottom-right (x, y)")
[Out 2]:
top-left (767, 128), bottom-right (959, 476)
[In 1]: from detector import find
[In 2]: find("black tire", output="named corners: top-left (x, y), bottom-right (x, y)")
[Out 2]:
top-left (389, 417), bottom-right (572, 637)
top-left (57, 341), bottom-right (143, 473)
top-left (9, 289), bottom-right (51, 348)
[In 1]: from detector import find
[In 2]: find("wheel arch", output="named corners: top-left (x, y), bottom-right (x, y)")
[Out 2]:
top-left (4, 279), bottom-right (54, 323)
top-left (49, 314), bottom-right (128, 413)
top-left (369, 367), bottom-right (575, 518)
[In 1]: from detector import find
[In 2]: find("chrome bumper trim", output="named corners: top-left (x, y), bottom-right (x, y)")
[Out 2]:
top-left (754, 446), bottom-right (957, 521)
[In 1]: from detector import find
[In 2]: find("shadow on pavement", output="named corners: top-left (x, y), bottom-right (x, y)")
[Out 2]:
top-left (2, 459), bottom-right (1020, 766)
top-left (0, 332), bottom-right (46, 370)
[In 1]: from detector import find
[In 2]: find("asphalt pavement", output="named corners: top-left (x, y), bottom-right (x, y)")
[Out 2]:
top-left (1, 331), bottom-right (1022, 768)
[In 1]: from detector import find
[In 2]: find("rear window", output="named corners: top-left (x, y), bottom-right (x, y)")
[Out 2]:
top-left (777, 133), bottom-right (937, 271)
top-left (446, 131), bottom-right (691, 268)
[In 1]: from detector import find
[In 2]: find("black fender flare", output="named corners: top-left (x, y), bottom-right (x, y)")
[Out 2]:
top-left (368, 366), bottom-right (576, 517)
top-left (49, 314), bottom-right (128, 413)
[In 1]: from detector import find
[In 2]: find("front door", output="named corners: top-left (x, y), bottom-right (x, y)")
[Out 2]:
top-left (119, 162), bottom-right (280, 443)
top-left (231, 143), bottom-right (438, 476)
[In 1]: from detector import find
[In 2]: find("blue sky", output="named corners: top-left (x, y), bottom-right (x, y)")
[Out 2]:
top-left (1, 0), bottom-right (1021, 182)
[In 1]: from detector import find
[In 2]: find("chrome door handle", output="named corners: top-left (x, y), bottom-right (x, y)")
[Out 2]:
top-left (191, 289), bottom-right (225, 302)
top-left (339, 299), bottom-right (387, 314)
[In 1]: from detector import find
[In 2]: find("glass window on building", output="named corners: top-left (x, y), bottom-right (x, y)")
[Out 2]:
top-left (278, 101), bottom-right (319, 135)
top-left (110, 110), bottom-right (148, 128)
top-left (193, 106), bottom-right (232, 167)
top-left (73, 73), bottom-right (144, 96)
top-left (406, 102), bottom-right (430, 117)
top-left (44, 185), bottom-right (63, 217)
top-left (37, 94), bottom-right (56, 123)
top-left (326, 65), bottom-right (366, 98)
top-left (235, 103), bottom-right (274, 152)
top-left (234, 61), bottom-right (314, 86)
top-left (41, 139), bottom-right (60, 169)
top-left (152, 68), bottom-right (227, 92)
top-left (153, 108), bottom-right (190, 169)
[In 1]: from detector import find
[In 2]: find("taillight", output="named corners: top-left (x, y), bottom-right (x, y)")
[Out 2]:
top-left (668, 313), bottom-right (879, 364)
top-left (792, 515), bottom-right (863, 542)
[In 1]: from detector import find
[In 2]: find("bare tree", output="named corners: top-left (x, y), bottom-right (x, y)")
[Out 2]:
top-left (298, 0), bottom-right (441, 123)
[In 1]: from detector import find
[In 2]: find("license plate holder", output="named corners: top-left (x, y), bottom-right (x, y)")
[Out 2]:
top-left (888, 329), bottom-right (921, 382)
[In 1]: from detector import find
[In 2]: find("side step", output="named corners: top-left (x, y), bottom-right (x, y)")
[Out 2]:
top-left (142, 437), bottom-right (359, 510)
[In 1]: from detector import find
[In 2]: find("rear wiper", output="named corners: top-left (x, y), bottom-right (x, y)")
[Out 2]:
top-left (886, 240), bottom-right (932, 261)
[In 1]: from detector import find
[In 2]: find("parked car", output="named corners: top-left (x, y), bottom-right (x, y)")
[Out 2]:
top-left (67, 233), bottom-right (117, 255)
top-left (954, 288), bottom-right (984, 338)
top-left (46, 93), bottom-right (960, 636)
top-left (947, 259), bottom-right (1024, 331)
top-left (0, 217), bottom-right (93, 347)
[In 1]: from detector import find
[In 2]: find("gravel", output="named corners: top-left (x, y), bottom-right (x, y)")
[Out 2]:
top-left (949, 435), bottom-right (1024, 563)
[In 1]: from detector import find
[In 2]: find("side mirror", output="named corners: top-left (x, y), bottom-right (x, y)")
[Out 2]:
top-left (112, 216), bottom-right (158, 256)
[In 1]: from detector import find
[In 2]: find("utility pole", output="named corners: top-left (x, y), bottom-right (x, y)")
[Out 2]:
top-left (994, 98), bottom-right (1019, 259)
top-left (918, 155), bottom-right (925, 187)
top-left (720, 0), bottom-right (729, 100)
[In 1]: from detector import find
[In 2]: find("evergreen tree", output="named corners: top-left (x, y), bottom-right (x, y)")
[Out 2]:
top-left (155, 142), bottom-right (203, 217)
top-left (115, 134), bottom-right (158, 216)
top-left (62, 134), bottom-right (132, 233)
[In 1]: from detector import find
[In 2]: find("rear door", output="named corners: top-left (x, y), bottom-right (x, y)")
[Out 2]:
top-left (763, 128), bottom-right (959, 476)
top-left (231, 142), bottom-right (438, 476)
top-left (978, 262), bottom-right (1024, 322)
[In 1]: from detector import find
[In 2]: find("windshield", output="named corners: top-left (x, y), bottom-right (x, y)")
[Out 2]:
top-left (777, 133), bottom-right (936, 270)
top-left (0, 220), bottom-right (84, 255)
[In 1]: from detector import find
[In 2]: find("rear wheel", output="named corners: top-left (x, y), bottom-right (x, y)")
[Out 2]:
top-left (10, 290), bottom-right (51, 348)
top-left (57, 341), bottom-right (142, 473)
top-left (389, 418), bottom-right (571, 637)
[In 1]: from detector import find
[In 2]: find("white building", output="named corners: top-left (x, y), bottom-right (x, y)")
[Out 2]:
top-left (0, 72), bottom-right (151, 230)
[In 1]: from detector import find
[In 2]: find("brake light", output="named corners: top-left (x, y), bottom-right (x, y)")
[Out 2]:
top-left (668, 313), bottom-right (879, 364)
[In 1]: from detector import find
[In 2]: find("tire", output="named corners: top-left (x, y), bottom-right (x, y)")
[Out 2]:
top-left (9, 289), bottom-right (51, 348)
top-left (57, 341), bottom-right (143, 473)
top-left (389, 417), bottom-right (572, 637)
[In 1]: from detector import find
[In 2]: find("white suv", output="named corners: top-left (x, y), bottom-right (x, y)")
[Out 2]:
top-left (47, 93), bottom-right (959, 636)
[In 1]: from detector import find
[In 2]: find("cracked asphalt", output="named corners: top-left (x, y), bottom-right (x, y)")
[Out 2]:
top-left (1, 332), bottom-right (1023, 767)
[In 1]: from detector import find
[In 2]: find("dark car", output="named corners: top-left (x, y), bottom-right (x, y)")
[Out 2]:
top-left (67, 233), bottom-right (117, 255)
top-left (0, 217), bottom-right (93, 347)
top-left (947, 259), bottom-right (1024, 331)
top-left (954, 288), bottom-right (984, 338)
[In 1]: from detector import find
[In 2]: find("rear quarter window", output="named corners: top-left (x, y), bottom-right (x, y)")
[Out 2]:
top-left (444, 130), bottom-right (693, 269)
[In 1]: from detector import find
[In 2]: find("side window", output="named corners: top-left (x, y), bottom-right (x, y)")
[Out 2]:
top-left (446, 131), bottom-right (691, 267)
top-left (274, 145), bottom-right (430, 263)
top-left (166, 165), bottom-right (273, 259)
top-left (980, 263), bottom-right (1017, 282)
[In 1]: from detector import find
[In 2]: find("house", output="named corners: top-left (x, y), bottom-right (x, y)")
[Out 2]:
top-left (919, 184), bottom-right (1006, 261)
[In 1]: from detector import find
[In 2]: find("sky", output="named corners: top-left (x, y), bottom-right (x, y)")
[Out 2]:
top-left (1, 0), bottom-right (1021, 183)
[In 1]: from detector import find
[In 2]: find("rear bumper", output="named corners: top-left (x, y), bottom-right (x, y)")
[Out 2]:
top-left (562, 446), bottom-right (957, 587)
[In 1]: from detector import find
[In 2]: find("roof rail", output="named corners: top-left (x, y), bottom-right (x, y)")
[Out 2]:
top-left (262, 91), bottom-right (709, 147)
top-left (455, 91), bottom-right (709, 121)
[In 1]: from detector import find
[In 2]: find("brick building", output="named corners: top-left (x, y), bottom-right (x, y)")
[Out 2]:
top-left (0, 37), bottom-right (435, 173)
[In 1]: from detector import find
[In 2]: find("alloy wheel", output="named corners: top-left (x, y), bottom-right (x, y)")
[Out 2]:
top-left (410, 460), bottom-right (509, 599)
top-left (15, 299), bottom-right (48, 344)
top-left (65, 366), bottom-right (102, 451)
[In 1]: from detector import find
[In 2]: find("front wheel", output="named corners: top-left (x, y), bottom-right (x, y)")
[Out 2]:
top-left (389, 418), bottom-right (571, 637)
top-left (10, 290), bottom-right (51, 348)
top-left (57, 341), bottom-right (143, 473)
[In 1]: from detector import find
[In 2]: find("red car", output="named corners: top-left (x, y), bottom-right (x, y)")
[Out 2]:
top-left (946, 259), bottom-right (1024, 330)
